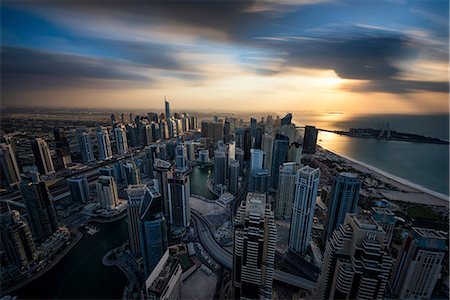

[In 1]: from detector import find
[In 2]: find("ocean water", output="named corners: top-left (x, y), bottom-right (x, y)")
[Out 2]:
top-left (293, 113), bottom-right (449, 196)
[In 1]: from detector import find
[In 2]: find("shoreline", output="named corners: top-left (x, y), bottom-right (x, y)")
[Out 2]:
top-left (318, 144), bottom-right (449, 207)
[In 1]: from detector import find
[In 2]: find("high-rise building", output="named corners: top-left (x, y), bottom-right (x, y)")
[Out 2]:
top-left (198, 149), bottom-right (210, 163)
top-left (154, 158), bottom-right (171, 218)
top-left (123, 161), bottom-right (141, 186)
top-left (139, 185), bottom-right (168, 277)
top-left (232, 193), bottom-right (276, 300)
top-left (275, 162), bottom-right (296, 219)
top-left (53, 128), bottom-right (72, 169)
top-left (1, 210), bottom-right (37, 268)
top-left (114, 125), bottom-right (128, 155)
top-left (235, 148), bottom-right (244, 176)
top-left (20, 177), bottom-right (59, 242)
top-left (289, 166), bottom-right (320, 254)
top-left (145, 144), bottom-right (159, 179)
top-left (145, 246), bottom-right (182, 300)
top-left (280, 113), bottom-right (292, 126)
top-left (371, 207), bottom-right (397, 247)
top-left (250, 149), bottom-right (264, 172)
top-left (261, 134), bottom-right (273, 170)
top-left (175, 143), bottom-right (188, 172)
top-left (167, 171), bottom-right (191, 231)
top-left (165, 99), bottom-right (171, 120)
top-left (390, 227), bottom-right (447, 299)
top-left (248, 169), bottom-right (270, 194)
top-left (201, 121), bottom-right (223, 142)
top-left (302, 125), bottom-right (318, 154)
top-left (96, 175), bottom-right (119, 210)
top-left (77, 129), bottom-right (95, 163)
top-left (185, 141), bottom-right (196, 162)
top-left (1, 134), bottom-right (22, 172)
top-left (67, 176), bottom-right (90, 203)
top-left (214, 150), bottom-right (227, 186)
top-left (288, 142), bottom-right (303, 167)
top-left (31, 138), bottom-right (55, 175)
top-left (324, 172), bottom-right (360, 241)
top-left (270, 134), bottom-right (289, 189)
top-left (228, 159), bottom-right (240, 195)
top-left (96, 127), bottom-right (113, 160)
top-left (315, 213), bottom-right (393, 300)
top-left (0, 143), bottom-right (21, 187)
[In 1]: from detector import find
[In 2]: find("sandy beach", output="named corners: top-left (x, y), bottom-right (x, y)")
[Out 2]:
top-left (318, 146), bottom-right (449, 208)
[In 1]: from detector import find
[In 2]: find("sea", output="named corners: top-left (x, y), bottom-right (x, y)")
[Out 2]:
top-left (292, 113), bottom-right (449, 197)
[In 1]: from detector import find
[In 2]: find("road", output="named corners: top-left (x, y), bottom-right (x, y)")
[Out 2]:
top-left (192, 210), bottom-right (317, 291)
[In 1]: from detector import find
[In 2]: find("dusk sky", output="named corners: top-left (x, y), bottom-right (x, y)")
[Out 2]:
top-left (1, 0), bottom-right (448, 113)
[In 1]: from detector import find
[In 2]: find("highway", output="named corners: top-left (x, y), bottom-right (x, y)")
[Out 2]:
top-left (192, 210), bottom-right (317, 291)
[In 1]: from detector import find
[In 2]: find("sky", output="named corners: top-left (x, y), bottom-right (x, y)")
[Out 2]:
top-left (1, 0), bottom-right (448, 114)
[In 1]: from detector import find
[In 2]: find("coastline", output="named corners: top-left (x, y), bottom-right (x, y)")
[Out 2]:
top-left (318, 144), bottom-right (449, 207)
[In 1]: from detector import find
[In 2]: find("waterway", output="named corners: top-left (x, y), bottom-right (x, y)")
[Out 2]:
top-left (13, 165), bottom-right (212, 299)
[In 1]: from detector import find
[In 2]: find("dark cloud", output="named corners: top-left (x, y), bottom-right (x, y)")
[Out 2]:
top-left (349, 79), bottom-right (449, 94)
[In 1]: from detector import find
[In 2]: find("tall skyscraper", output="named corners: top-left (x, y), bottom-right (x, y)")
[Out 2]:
top-left (232, 193), bottom-right (276, 300)
top-left (96, 127), bottom-right (113, 160)
top-left (1, 210), bottom-right (37, 268)
top-left (20, 177), bottom-right (59, 242)
top-left (145, 144), bottom-right (159, 179)
top-left (235, 148), bottom-right (244, 176)
top-left (53, 128), bottom-right (72, 169)
top-left (0, 143), bottom-right (21, 187)
top-left (302, 125), bottom-right (318, 154)
top-left (167, 170), bottom-right (191, 231)
top-left (77, 129), bottom-right (95, 163)
top-left (248, 169), bottom-right (270, 194)
top-left (145, 246), bottom-right (182, 300)
top-left (275, 162), bottom-right (296, 219)
top-left (250, 148), bottom-right (264, 172)
top-left (139, 185), bottom-right (168, 277)
top-left (324, 172), bottom-right (360, 241)
top-left (315, 213), bottom-right (393, 300)
top-left (165, 99), bottom-right (171, 120)
top-left (114, 124), bottom-right (128, 155)
top-left (154, 158), bottom-right (171, 218)
top-left (288, 166), bottom-right (320, 254)
top-left (1, 134), bottom-right (22, 172)
top-left (175, 143), bottom-right (188, 172)
top-left (280, 113), bottom-right (292, 126)
top-left (228, 159), bottom-right (240, 195)
top-left (214, 149), bottom-right (227, 186)
top-left (31, 137), bottom-right (55, 175)
top-left (390, 227), bottom-right (447, 299)
top-left (67, 176), bottom-right (90, 203)
top-left (96, 175), bottom-right (119, 210)
top-left (371, 207), bottom-right (397, 247)
top-left (270, 134), bottom-right (289, 189)
top-left (123, 161), bottom-right (141, 186)
top-left (261, 134), bottom-right (273, 170)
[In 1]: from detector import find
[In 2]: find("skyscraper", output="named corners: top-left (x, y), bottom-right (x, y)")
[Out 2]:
top-left (261, 134), bottom-right (273, 170)
top-left (114, 124), bottom-right (128, 155)
top-left (126, 185), bottom-right (146, 255)
top-left (289, 166), bottom-right (320, 254)
top-left (20, 177), bottom-right (59, 242)
top-left (96, 127), bottom-right (113, 160)
top-left (228, 159), bottom-right (240, 195)
top-left (270, 134), bottom-right (289, 189)
top-left (123, 161), bottom-right (141, 186)
top-left (250, 148), bottom-right (264, 172)
top-left (53, 128), bottom-right (72, 169)
top-left (31, 137), bottom-right (55, 175)
top-left (302, 125), bottom-right (318, 154)
top-left (390, 227), bottom-right (447, 299)
top-left (154, 158), bottom-right (171, 218)
top-left (77, 129), bottom-right (95, 163)
top-left (324, 172), bottom-right (360, 241)
top-left (232, 193), bottom-right (276, 300)
top-left (96, 175), bottom-right (119, 210)
top-left (0, 143), bottom-right (21, 187)
top-left (248, 169), bottom-right (270, 194)
top-left (275, 162), bottom-right (296, 219)
top-left (1, 210), bottom-right (37, 268)
top-left (165, 99), bottom-right (171, 120)
top-left (280, 113), bottom-right (292, 126)
top-left (371, 207), bottom-right (397, 247)
top-left (67, 176), bottom-right (90, 204)
top-left (315, 213), bottom-right (393, 300)
top-left (167, 170), bottom-right (191, 231)
top-left (214, 149), bottom-right (227, 186)
top-left (175, 143), bottom-right (188, 172)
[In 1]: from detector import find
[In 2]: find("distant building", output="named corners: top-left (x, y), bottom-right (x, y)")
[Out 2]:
top-left (0, 143), bottom-right (21, 187)
top-left (67, 176), bottom-right (90, 203)
top-left (96, 175), bottom-right (119, 210)
top-left (371, 207), bottom-right (397, 246)
top-left (280, 113), bottom-right (292, 126)
top-left (261, 134), bottom-right (273, 170)
top-left (214, 150), bottom-right (227, 186)
top-left (315, 213), bottom-right (393, 300)
top-left (228, 159), bottom-right (240, 195)
top-left (53, 128), bottom-right (72, 169)
top-left (123, 161), bottom-right (141, 186)
top-left (114, 125), bottom-right (129, 155)
top-left (165, 99), bottom-right (171, 120)
top-left (145, 246), bottom-right (182, 300)
top-left (390, 227), bottom-right (447, 299)
top-left (249, 169), bottom-right (270, 194)
top-left (175, 143), bottom-right (188, 172)
top-left (250, 148), bottom-right (264, 172)
top-left (31, 137), bottom-right (55, 175)
top-left (201, 121), bottom-right (223, 142)
top-left (20, 176), bottom-right (59, 242)
top-left (1, 210), bottom-right (37, 268)
top-left (232, 193), bottom-right (276, 300)
top-left (198, 149), bottom-right (209, 163)
top-left (289, 166), bottom-right (320, 254)
top-left (324, 172), bottom-right (360, 241)
top-left (96, 127), bottom-right (113, 160)
top-left (77, 129), bottom-right (95, 163)
top-left (270, 134), bottom-right (289, 189)
top-left (275, 162), bottom-right (296, 219)
top-left (302, 125), bottom-right (318, 154)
